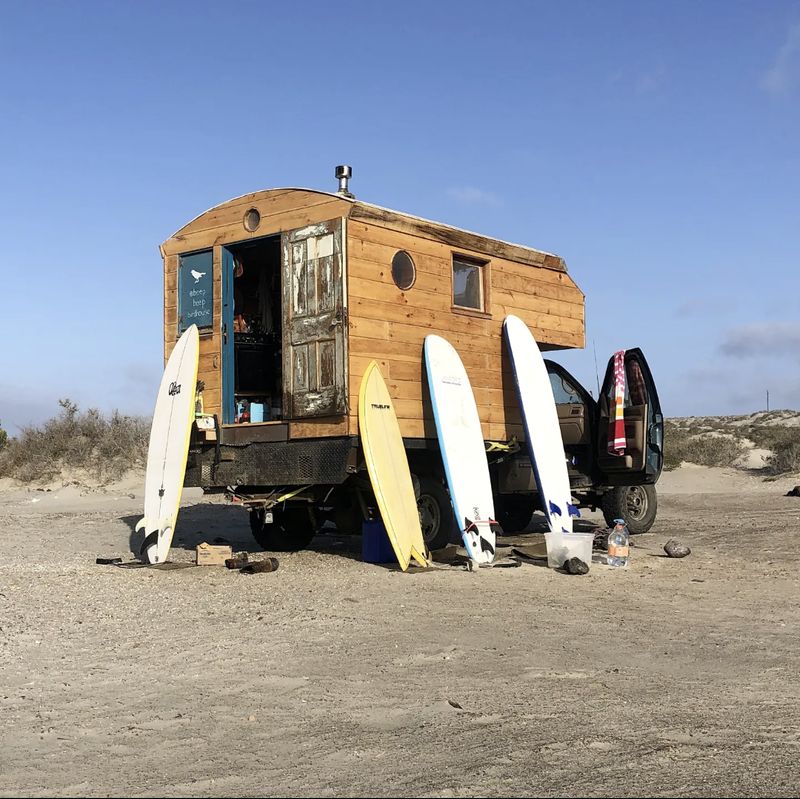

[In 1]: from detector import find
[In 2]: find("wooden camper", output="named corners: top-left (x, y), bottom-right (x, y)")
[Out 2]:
top-left (161, 183), bottom-right (584, 460)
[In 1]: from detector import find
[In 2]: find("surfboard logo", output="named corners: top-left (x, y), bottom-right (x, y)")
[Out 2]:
top-left (168, 381), bottom-right (182, 396)
top-left (370, 403), bottom-right (390, 410)
top-left (442, 376), bottom-right (461, 385)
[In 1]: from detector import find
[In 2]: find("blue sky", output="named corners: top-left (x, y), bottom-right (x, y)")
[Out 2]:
top-left (1, 1), bottom-right (798, 433)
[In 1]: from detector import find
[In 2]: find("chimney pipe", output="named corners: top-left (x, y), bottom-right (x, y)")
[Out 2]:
top-left (335, 165), bottom-right (354, 198)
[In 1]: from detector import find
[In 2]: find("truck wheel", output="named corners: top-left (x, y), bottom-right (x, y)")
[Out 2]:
top-left (249, 505), bottom-right (317, 551)
top-left (416, 476), bottom-right (457, 551)
top-left (601, 484), bottom-right (657, 534)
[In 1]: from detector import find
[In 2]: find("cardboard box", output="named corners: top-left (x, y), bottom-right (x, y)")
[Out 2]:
top-left (196, 542), bottom-right (233, 566)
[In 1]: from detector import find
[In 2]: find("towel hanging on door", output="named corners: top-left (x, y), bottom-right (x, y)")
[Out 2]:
top-left (609, 350), bottom-right (626, 455)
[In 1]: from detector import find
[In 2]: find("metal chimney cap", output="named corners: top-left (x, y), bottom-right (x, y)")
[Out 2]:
top-left (335, 165), bottom-right (354, 198)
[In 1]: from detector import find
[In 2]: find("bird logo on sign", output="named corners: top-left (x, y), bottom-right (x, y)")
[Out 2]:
top-left (190, 269), bottom-right (206, 283)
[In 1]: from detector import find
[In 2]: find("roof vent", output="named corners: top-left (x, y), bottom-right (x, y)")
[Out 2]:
top-left (335, 165), bottom-right (354, 199)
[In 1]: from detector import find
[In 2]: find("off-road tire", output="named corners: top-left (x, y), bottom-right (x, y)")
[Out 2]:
top-left (416, 476), bottom-right (457, 551)
top-left (601, 484), bottom-right (657, 534)
top-left (249, 505), bottom-right (317, 551)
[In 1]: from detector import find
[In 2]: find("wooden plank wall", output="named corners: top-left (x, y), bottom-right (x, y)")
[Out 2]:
top-left (161, 190), bottom-right (352, 258)
top-left (162, 189), bottom-right (585, 444)
top-left (162, 190), bottom-right (351, 438)
top-left (345, 220), bottom-right (585, 442)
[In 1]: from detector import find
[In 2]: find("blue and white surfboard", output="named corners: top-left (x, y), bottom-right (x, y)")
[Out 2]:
top-left (424, 334), bottom-right (497, 564)
top-left (503, 315), bottom-right (579, 534)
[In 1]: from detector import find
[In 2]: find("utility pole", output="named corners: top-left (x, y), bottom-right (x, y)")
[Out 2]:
top-left (766, 390), bottom-right (770, 412)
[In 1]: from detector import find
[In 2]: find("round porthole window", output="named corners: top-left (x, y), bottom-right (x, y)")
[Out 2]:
top-left (243, 208), bottom-right (261, 232)
top-left (391, 250), bottom-right (416, 291)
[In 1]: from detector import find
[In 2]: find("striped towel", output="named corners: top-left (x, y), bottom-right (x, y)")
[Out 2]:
top-left (609, 350), bottom-right (626, 455)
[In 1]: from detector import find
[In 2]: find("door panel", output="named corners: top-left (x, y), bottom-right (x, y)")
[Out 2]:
top-left (282, 219), bottom-right (347, 419)
top-left (597, 349), bottom-right (663, 482)
top-left (556, 404), bottom-right (587, 447)
top-left (598, 405), bottom-right (645, 471)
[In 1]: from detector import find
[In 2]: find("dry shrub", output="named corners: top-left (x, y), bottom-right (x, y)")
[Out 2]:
top-left (735, 422), bottom-right (800, 475)
top-left (766, 441), bottom-right (800, 475)
top-left (0, 399), bottom-right (149, 484)
top-left (664, 420), bottom-right (746, 470)
top-left (742, 424), bottom-right (798, 453)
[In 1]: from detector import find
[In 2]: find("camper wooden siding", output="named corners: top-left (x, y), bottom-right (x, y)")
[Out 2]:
top-left (344, 218), bottom-right (584, 441)
top-left (160, 187), bottom-right (585, 444)
top-left (161, 190), bottom-right (352, 439)
top-left (161, 190), bottom-right (352, 258)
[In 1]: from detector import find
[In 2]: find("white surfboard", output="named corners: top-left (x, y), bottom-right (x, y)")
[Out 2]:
top-left (503, 315), bottom-right (579, 534)
top-left (136, 325), bottom-right (199, 563)
top-left (423, 334), bottom-right (497, 564)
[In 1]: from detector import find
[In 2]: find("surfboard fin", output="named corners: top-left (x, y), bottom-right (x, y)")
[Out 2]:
top-left (134, 517), bottom-right (147, 533)
top-left (140, 530), bottom-right (159, 563)
top-left (567, 503), bottom-right (581, 518)
top-left (463, 518), bottom-right (496, 562)
top-left (409, 547), bottom-right (430, 569)
top-left (549, 501), bottom-right (562, 517)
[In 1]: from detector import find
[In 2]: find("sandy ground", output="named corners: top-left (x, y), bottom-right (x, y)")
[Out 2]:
top-left (2, 467), bottom-right (800, 798)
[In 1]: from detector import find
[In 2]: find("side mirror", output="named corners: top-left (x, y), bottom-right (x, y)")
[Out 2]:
top-left (648, 413), bottom-right (663, 448)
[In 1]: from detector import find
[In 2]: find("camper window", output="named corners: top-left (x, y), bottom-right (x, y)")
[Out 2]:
top-left (452, 256), bottom-right (487, 312)
top-left (243, 207), bottom-right (261, 232)
top-left (391, 250), bottom-right (416, 290)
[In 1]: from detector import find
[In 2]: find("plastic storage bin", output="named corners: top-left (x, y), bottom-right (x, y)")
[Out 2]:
top-left (544, 531), bottom-right (595, 570)
top-left (361, 519), bottom-right (396, 564)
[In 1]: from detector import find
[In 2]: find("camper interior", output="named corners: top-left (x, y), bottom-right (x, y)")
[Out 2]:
top-left (225, 235), bottom-right (283, 424)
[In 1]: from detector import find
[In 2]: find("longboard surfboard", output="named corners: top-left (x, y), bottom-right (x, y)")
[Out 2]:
top-left (423, 334), bottom-right (497, 564)
top-left (503, 314), bottom-right (579, 533)
top-left (136, 325), bottom-right (199, 563)
top-left (358, 361), bottom-right (428, 570)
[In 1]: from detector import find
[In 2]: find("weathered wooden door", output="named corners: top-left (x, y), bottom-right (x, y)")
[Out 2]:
top-left (282, 219), bottom-right (347, 419)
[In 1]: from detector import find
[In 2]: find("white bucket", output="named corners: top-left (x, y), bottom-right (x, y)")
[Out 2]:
top-left (544, 532), bottom-right (595, 570)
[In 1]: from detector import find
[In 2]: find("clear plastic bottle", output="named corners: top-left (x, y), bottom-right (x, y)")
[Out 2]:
top-left (607, 518), bottom-right (630, 567)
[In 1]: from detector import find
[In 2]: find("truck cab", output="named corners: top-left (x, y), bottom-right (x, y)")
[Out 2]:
top-left (492, 348), bottom-right (664, 536)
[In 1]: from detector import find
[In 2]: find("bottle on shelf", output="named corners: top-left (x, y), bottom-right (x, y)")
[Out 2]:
top-left (607, 518), bottom-right (630, 568)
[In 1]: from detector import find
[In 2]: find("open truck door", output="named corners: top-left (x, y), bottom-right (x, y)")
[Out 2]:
top-left (544, 350), bottom-right (663, 534)
top-left (596, 348), bottom-right (663, 484)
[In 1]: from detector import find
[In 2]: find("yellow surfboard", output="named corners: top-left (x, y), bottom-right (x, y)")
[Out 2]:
top-left (358, 361), bottom-right (429, 571)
